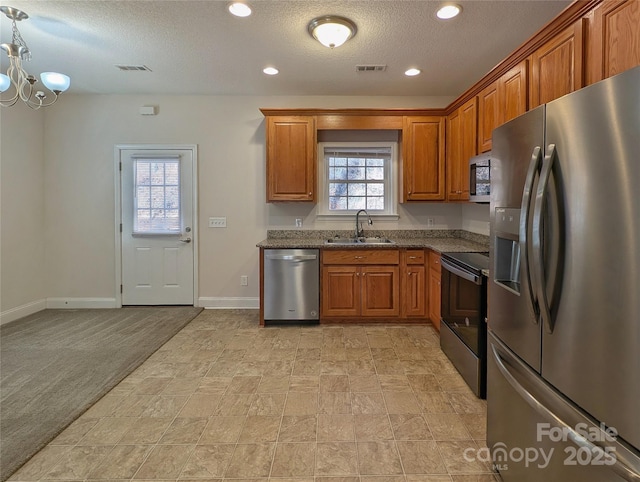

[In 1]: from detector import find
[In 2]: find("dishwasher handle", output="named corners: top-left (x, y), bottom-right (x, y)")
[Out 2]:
top-left (265, 254), bottom-right (318, 261)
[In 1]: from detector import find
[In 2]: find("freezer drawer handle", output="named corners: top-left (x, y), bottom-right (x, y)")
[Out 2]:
top-left (265, 254), bottom-right (317, 261)
top-left (490, 342), bottom-right (640, 481)
top-left (441, 258), bottom-right (481, 285)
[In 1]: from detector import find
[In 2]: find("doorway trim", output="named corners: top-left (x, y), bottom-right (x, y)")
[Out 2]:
top-left (114, 144), bottom-right (199, 308)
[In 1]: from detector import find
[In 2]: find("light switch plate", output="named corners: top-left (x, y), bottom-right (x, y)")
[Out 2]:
top-left (209, 217), bottom-right (227, 228)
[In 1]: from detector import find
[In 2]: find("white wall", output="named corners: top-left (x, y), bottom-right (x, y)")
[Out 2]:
top-left (1, 93), bottom-right (454, 310)
top-left (461, 202), bottom-right (490, 235)
top-left (0, 106), bottom-right (47, 322)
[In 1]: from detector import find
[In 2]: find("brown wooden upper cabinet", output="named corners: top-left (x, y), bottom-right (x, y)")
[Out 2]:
top-left (477, 60), bottom-right (528, 153)
top-left (446, 97), bottom-right (477, 201)
top-left (529, 19), bottom-right (585, 108)
top-left (266, 115), bottom-right (316, 202)
top-left (588, 0), bottom-right (640, 84)
top-left (401, 116), bottom-right (446, 202)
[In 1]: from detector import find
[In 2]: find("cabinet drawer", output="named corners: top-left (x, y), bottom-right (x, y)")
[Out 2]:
top-left (323, 249), bottom-right (399, 265)
top-left (429, 250), bottom-right (441, 273)
top-left (404, 249), bottom-right (425, 265)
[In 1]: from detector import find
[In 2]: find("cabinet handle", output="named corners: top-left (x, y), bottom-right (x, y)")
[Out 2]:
top-left (409, 256), bottom-right (418, 259)
top-left (308, 192), bottom-right (312, 196)
top-left (356, 272), bottom-right (360, 277)
top-left (354, 256), bottom-right (365, 259)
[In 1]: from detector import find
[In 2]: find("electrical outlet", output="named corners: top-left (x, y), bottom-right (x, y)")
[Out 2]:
top-left (427, 218), bottom-right (434, 228)
top-left (209, 217), bottom-right (227, 228)
top-left (295, 218), bottom-right (303, 228)
top-left (240, 275), bottom-right (248, 286)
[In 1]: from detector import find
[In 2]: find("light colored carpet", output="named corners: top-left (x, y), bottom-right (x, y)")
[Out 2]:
top-left (0, 306), bottom-right (202, 481)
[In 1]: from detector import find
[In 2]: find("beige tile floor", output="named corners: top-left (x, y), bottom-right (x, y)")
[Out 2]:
top-left (9, 310), bottom-right (500, 482)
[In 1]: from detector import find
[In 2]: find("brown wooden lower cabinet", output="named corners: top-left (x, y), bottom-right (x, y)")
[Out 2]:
top-left (322, 264), bottom-right (399, 318)
top-left (321, 248), bottom-right (430, 321)
top-left (401, 249), bottom-right (428, 318)
top-left (428, 251), bottom-right (442, 331)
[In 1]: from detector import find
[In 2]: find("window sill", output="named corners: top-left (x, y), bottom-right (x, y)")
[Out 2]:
top-left (316, 213), bottom-right (400, 221)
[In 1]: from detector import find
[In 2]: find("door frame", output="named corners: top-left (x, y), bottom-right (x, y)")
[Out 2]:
top-left (114, 144), bottom-right (199, 308)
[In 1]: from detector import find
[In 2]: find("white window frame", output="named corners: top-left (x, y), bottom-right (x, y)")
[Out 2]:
top-left (317, 141), bottom-right (399, 218)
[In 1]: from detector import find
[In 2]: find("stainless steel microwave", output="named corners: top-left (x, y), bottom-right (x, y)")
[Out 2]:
top-left (469, 152), bottom-right (491, 203)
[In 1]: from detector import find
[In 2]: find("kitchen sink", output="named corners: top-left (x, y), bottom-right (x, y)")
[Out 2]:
top-left (324, 237), bottom-right (396, 245)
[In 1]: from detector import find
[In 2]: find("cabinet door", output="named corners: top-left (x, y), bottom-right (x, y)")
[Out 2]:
top-left (322, 266), bottom-right (360, 317)
top-left (361, 266), bottom-right (400, 317)
top-left (428, 251), bottom-right (442, 331)
top-left (530, 19), bottom-right (585, 108)
top-left (402, 265), bottom-right (427, 318)
top-left (446, 109), bottom-right (462, 200)
top-left (429, 267), bottom-right (442, 331)
top-left (589, 0), bottom-right (640, 84)
top-left (446, 97), bottom-right (476, 201)
top-left (499, 60), bottom-right (528, 125)
top-left (266, 116), bottom-right (316, 202)
top-left (477, 82), bottom-right (498, 153)
top-left (402, 116), bottom-right (446, 201)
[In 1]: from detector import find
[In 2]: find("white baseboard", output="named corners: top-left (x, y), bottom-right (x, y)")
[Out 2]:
top-left (46, 298), bottom-right (118, 309)
top-left (198, 297), bottom-right (260, 309)
top-left (0, 299), bottom-right (47, 325)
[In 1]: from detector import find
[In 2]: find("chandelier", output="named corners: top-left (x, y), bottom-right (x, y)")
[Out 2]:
top-left (0, 6), bottom-right (70, 109)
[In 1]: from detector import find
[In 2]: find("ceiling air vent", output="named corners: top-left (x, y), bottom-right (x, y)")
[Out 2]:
top-left (355, 65), bottom-right (387, 72)
top-left (115, 65), bottom-right (152, 72)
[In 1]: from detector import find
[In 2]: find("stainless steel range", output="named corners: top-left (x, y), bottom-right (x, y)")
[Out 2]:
top-left (439, 251), bottom-right (489, 398)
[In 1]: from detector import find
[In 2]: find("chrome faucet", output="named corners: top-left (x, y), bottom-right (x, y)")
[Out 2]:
top-left (355, 209), bottom-right (373, 238)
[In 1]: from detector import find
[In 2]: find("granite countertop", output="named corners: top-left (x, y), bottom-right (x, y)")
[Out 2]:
top-left (256, 229), bottom-right (489, 254)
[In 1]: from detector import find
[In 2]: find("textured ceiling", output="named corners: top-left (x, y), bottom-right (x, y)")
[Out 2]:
top-left (0, 0), bottom-right (572, 97)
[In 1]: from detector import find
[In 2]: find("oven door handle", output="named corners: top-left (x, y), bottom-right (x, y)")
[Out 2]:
top-left (440, 258), bottom-right (481, 285)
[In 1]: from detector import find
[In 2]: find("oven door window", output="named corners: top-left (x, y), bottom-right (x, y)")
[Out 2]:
top-left (441, 268), bottom-right (484, 355)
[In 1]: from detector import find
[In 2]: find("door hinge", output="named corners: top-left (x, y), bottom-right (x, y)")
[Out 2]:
top-left (119, 161), bottom-right (122, 171)
top-left (120, 284), bottom-right (123, 294)
top-left (120, 223), bottom-right (123, 233)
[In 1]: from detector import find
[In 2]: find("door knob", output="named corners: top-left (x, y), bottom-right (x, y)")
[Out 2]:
top-left (180, 238), bottom-right (192, 243)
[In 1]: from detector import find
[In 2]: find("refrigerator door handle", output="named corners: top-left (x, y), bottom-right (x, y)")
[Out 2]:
top-left (532, 144), bottom-right (556, 334)
top-left (490, 341), bottom-right (640, 481)
top-left (520, 146), bottom-right (542, 322)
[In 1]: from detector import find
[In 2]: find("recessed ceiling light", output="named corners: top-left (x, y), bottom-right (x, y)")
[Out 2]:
top-left (405, 68), bottom-right (421, 77)
top-left (263, 67), bottom-right (279, 75)
top-left (436, 3), bottom-right (462, 20)
top-left (228, 2), bottom-right (252, 17)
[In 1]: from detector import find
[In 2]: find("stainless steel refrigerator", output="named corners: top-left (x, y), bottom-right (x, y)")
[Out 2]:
top-left (488, 66), bottom-right (640, 481)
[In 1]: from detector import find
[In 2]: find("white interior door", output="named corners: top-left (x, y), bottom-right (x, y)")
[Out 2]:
top-left (120, 148), bottom-right (195, 305)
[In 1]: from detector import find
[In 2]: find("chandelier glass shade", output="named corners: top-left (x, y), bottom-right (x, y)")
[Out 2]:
top-left (308, 16), bottom-right (357, 49)
top-left (0, 6), bottom-right (70, 109)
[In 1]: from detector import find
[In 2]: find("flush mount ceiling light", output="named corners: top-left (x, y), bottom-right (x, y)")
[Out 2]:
top-left (228, 2), bottom-right (252, 17)
top-left (263, 67), bottom-right (279, 75)
top-left (436, 3), bottom-right (462, 19)
top-left (308, 15), bottom-right (357, 49)
top-left (0, 6), bottom-right (70, 109)
top-left (405, 68), bottom-right (422, 76)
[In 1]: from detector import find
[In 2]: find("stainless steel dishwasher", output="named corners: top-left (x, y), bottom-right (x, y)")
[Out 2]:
top-left (263, 249), bottom-right (319, 322)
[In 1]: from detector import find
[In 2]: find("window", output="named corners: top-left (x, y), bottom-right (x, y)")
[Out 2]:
top-left (133, 158), bottom-right (181, 234)
top-left (318, 142), bottom-right (398, 216)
